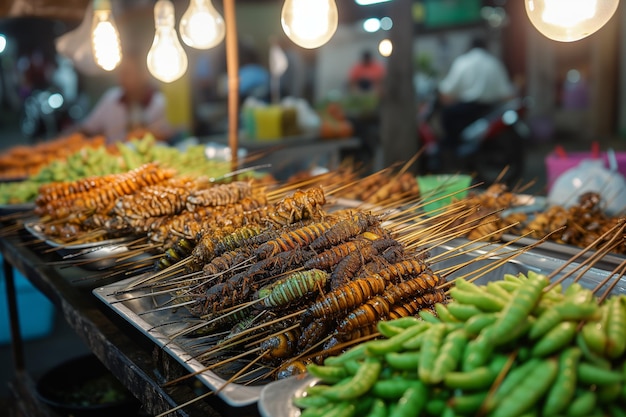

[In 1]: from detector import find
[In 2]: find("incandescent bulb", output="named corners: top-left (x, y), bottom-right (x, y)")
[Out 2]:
top-left (281, 0), bottom-right (338, 49)
top-left (147, 0), bottom-right (188, 83)
top-left (179, 0), bottom-right (225, 49)
top-left (525, 0), bottom-right (619, 42)
top-left (91, 0), bottom-right (122, 71)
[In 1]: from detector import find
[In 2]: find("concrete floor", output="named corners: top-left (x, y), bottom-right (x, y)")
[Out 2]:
top-left (0, 116), bottom-right (624, 412)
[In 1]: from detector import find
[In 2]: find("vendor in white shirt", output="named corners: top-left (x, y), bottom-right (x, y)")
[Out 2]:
top-left (80, 49), bottom-right (177, 144)
top-left (438, 36), bottom-right (515, 149)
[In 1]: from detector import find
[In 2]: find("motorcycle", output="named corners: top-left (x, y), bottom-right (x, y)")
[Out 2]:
top-left (19, 88), bottom-right (88, 140)
top-left (418, 95), bottom-right (531, 186)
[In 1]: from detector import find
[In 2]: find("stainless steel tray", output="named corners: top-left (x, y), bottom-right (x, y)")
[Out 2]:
top-left (93, 276), bottom-right (264, 407)
top-left (257, 239), bottom-right (625, 417)
top-left (24, 221), bottom-right (139, 270)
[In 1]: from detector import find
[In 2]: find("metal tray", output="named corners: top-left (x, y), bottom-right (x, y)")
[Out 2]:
top-left (93, 276), bottom-right (264, 407)
top-left (24, 221), bottom-right (138, 271)
top-left (257, 239), bottom-right (625, 417)
top-left (501, 234), bottom-right (626, 271)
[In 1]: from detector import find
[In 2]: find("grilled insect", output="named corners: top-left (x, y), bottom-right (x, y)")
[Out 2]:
top-left (254, 220), bottom-right (338, 259)
top-left (303, 238), bottom-right (373, 271)
top-left (260, 328), bottom-right (302, 360)
top-left (266, 186), bottom-right (326, 226)
top-left (156, 238), bottom-right (196, 270)
top-left (257, 269), bottom-right (329, 309)
top-left (301, 275), bottom-right (388, 325)
top-left (387, 291), bottom-right (449, 320)
top-left (309, 211), bottom-right (381, 251)
top-left (329, 238), bottom-right (400, 289)
top-left (335, 272), bottom-right (445, 335)
top-left (186, 181), bottom-right (253, 210)
top-left (213, 224), bottom-right (266, 256)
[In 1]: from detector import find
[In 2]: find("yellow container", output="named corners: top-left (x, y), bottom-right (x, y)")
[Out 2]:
top-left (417, 174), bottom-right (472, 215)
top-left (254, 106), bottom-right (283, 140)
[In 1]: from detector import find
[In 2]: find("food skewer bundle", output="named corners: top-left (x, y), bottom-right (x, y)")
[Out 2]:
top-left (520, 192), bottom-right (626, 255)
top-left (125, 187), bottom-right (482, 386)
top-left (430, 183), bottom-right (529, 243)
top-left (30, 161), bottom-right (267, 247)
top-left (296, 270), bottom-right (626, 417)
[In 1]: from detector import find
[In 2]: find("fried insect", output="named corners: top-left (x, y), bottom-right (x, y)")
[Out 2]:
top-left (335, 272), bottom-right (445, 335)
top-left (300, 275), bottom-right (388, 325)
top-left (213, 224), bottom-right (267, 256)
top-left (329, 238), bottom-right (400, 289)
top-left (186, 181), bottom-right (253, 209)
top-left (303, 238), bottom-right (372, 271)
top-left (35, 162), bottom-right (175, 219)
top-left (387, 291), bottom-right (449, 320)
top-left (200, 246), bottom-right (254, 280)
top-left (322, 323), bottom-right (380, 352)
top-left (254, 220), bottom-right (338, 259)
top-left (375, 259), bottom-right (431, 284)
top-left (156, 238), bottom-right (196, 270)
top-left (257, 269), bottom-right (329, 309)
top-left (260, 328), bottom-right (302, 360)
top-left (309, 211), bottom-right (381, 251)
top-left (266, 186), bottom-right (326, 226)
top-left (297, 319), bottom-right (333, 351)
top-left (186, 225), bottom-right (237, 272)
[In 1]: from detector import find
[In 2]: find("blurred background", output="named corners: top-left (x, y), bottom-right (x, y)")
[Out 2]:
top-left (0, 0), bottom-right (625, 412)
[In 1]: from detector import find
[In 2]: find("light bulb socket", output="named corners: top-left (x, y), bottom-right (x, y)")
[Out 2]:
top-left (93, 0), bottom-right (112, 12)
top-left (154, 0), bottom-right (176, 28)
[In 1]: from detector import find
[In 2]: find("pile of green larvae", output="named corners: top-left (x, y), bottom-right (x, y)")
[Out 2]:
top-left (294, 271), bottom-right (626, 417)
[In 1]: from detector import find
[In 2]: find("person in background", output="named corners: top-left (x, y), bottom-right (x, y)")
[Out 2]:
top-left (437, 35), bottom-right (515, 151)
top-left (79, 48), bottom-right (177, 144)
top-left (348, 50), bottom-right (386, 95)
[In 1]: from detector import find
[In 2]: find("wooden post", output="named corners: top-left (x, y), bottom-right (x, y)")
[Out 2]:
top-left (380, 0), bottom-right (418, 172)
top-left (223, 0), bottom-right (239, 173)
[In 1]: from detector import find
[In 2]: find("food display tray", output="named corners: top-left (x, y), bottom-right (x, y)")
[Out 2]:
top-left (256, 239), bottom-right (625, 417)
top-left (24, 221), bottom-right (141, 271)
top-left (501, 234), bottom-right (626, 271)
top-left (93, 275), bottom-right (264, 407)
top-left (94, 238), bottom-right (624, 411)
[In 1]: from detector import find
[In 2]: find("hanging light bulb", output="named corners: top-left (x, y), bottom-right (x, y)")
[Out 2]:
top-left (281, 0), bottom-right (338, 49)
top-left (525, 0), bottom-right (619, 42)
top-left (179, 0), bottom-right (225, 49)
top-left (91, 0), bottom-right (122, 71)
top-left (147, 0), bottom-right (189, 83)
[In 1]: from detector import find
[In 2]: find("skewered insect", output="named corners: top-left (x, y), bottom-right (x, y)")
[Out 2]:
top-left (257, 269), bottom-right (329, 309)
top-left (254, 220), bottom-right (338, 259)
top-left (309, 211), bottom-right (381, 251)
top-left (301, 275), bottom-right (388, 325)
top-left (387, 291), bottom-right (449, 320)
top-left (259, 328), bottom-right (302, 360)
top-left (266, 186), bottom-right (326, 226)
top-left (186, 181), bottom-right (253, 209)
top-left (329, 238), bottom-right (400, 289)
top-left (213, 224), bottom-right (267, 256)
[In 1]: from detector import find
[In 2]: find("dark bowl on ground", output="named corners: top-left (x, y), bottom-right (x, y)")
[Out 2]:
top-left (36, 354), bottom-right (141, 417)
